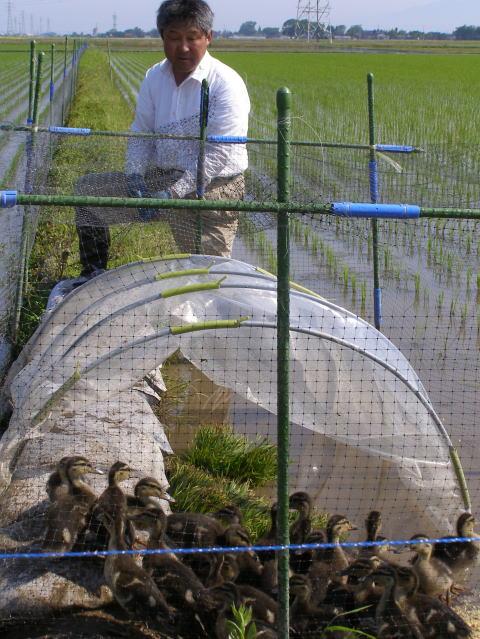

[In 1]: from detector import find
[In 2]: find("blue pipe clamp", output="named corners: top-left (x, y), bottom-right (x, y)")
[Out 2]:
top-left (49, 126), bottom-right (91, 135)
top-left (376, 144), bottom-right (414, 153)
top-left (332, 202), bottom-right (420, 219)
top-left (1, 191), bottom-right (17, 208)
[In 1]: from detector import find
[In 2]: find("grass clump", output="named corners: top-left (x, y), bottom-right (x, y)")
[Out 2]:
top-left (166, 455), bottom-right (272, 539)
top-left (184, 423), bottom-right (277, 487)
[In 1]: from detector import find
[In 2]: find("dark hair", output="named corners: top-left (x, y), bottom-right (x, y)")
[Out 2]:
top-left (157, 0), bottom-right (214, 36)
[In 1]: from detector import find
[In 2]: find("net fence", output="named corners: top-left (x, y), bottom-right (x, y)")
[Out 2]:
top-left (0, 100), bottom-right (479, 637)
top-left (0, 42), bottom-right (83, 372)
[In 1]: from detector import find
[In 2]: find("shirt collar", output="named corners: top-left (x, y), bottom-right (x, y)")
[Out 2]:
top-left (189, 50), bottom-right (212, 82)
top-left (159, 50), bottom-right (212, 83)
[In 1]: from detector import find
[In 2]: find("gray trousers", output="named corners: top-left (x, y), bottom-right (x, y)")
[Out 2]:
top-left (74, 168), bottom-right (245, 272)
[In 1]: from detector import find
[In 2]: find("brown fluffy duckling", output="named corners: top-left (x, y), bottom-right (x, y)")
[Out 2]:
top-left (256, 503), bottom-right (278, 563)
top-left (43, 456), bottom-right (103, 552)
top-left (127, 476), bottom-right (175, 517)
top-left (307, 514), bottom-right (357, 605)
top-left (288, 491), bottom-right (313, 545)
top-left (359, 510), bottom-right (391, 559)
top-left (46, 455), bottom-right (72, 502)
top-left (220, 524), bottom-right (263, 585)
top-left (394, 564), bottom-right (472, 639)
top-left (129, 506), bottom-right (206, 609)
top-left (355, 564), bottom-right (422, 639)
top-left (166, 510), bottom-right (225, 549)
top-left (96, 461), bottom-right (136, 516)
top-left (409, 534), bottom-right (454, 602)
top-left (289, 573), bottom-right (340, 635)
top-left (209, 504), bottom-right (243, 526)
top-left (95, 506), bottom-right (175, 627)
top-left (432, 512), bottom-right (479, 585)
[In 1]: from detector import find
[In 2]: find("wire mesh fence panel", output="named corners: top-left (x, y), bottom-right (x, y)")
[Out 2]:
top-left (0, 62), bottom-right (479, 639)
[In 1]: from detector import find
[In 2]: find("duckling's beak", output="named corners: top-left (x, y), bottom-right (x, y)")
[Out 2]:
top-left (160, 491), bottom-right (175, 503)
top-left (90, 467), bottom-right (104, 475)
top-left (348, 524), bottom-right (358, 531)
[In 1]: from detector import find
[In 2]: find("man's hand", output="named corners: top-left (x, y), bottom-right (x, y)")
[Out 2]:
top-left (126, 173), bottom-right (151, 199)
top-left (151, 190), bottom-right (172, 201)
top-left (126, 173), bottom-right (157, 222)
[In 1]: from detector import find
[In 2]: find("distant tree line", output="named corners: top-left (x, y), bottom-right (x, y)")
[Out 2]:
top-left (233, 19), bottom-right (480, 41)
top-left (71, 21), bottom-right (480, 40)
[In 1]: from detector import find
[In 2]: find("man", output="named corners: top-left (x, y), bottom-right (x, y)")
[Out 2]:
top-left (74, 0), bottom-right (250, 281)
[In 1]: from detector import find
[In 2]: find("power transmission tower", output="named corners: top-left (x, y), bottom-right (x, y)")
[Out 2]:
top-left (295, 0), bottom-right (332, 41)
top-left (7, 0), bottom-right (13, 35)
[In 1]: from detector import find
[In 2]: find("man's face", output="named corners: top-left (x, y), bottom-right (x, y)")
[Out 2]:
top-left (163, 22), bottom-right (212, 84)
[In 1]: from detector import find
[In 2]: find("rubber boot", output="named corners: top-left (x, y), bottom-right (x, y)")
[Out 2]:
top-left (77, 225), bottom-right (110, 276)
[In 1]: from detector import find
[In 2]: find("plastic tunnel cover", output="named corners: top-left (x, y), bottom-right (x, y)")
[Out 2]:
top-left (0, 255), bottom-right (464, 543)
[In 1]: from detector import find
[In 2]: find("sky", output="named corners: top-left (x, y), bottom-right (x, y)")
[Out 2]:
top-left (1, 0), bottom-right (479, 35)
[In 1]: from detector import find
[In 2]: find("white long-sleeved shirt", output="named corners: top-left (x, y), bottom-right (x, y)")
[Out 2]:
top-left (125, 50), bottom-right (250, 198)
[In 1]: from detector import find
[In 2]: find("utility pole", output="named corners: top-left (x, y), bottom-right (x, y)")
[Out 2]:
top-left (295, 0), bottom-right (332, 42)
top-left (112, 13), bottom-right (117, 32)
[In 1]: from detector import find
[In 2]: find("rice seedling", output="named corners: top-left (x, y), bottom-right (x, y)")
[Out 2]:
top-left (166, 456), bottom-right (272, 539)
top-left (183, 423), bottom-right (277, 488)
top-left (461, 302), bottom-right (468, 327)
top-left (414, 273), bottom-right (421, 300)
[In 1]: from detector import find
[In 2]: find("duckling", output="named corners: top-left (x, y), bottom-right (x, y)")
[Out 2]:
top-left (432, 512), bottom-right (479, 586)
top-left (355, 564), bottom-right (422, 639)
top-left (206, 552), bottom-right (241, 587)
top-left (326, 555), bottom-right (382, 611)
top-left (46, 455), bottom-right (71, 501)
top-left (202, 553), bottom-right (276, 629)
top-left (209, 504), bottom-right (243, 526)
top-left (236, 583), bottom-right (278, 629)
top-left (95, 506), bottom-right (175, 627)
top-left (220, 524), bottom-right (263, 586)
top-left (256, 503), bottom-right (278, 563)
top-left (307, 514), bottom-right (357, 605)
top-left (409, 534), bottom-right (454, 602)
top-left (91, 461), bottom-right (136, 546)
top-left (129, 506), bottom-right (206, 609)
top-left (288, 491), bottom-right (313, 545)
top-left (43, 456), bottom-right (103, 552)
top-left (194, 581), bottom-right (243, 639)
top-left (127, 476), bottom-right (175, 517)
top-left (289, 573), bottom-right (340, 635)
top-left (359, 510), bottom-right (391, 559)
top-left (291, 529), bottom-right (325, 575)
top-left (166, 509), bottom-right (225, 549)
top-left (394, 564), bottom-right (472, 639)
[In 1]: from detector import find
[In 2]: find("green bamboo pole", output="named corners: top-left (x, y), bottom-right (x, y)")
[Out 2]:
top-left (49, 43), bottom-right (55, 126)
top-left (107, 38), bottom-right (113, 82)
top-left (61, 36), bottom-right (68, 124)
top-left (0, 124), bottom-right (424, 153)
top-left (8, 194), bottom-right (480, 220)
top-left (27, 40), bottom-right (36, 123)
top-left (12, 52), bottom-right (44, 342)
top-left (70, 39), bottom-right (76, 101)
top-left (368, 73), bottom-right (382, 330)
top-left (276, 86), bottom-right (292, 639)
top-left (31, 51), bottom-right (44, 130)
top-left (195, 79), bottom-right (209, 253)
